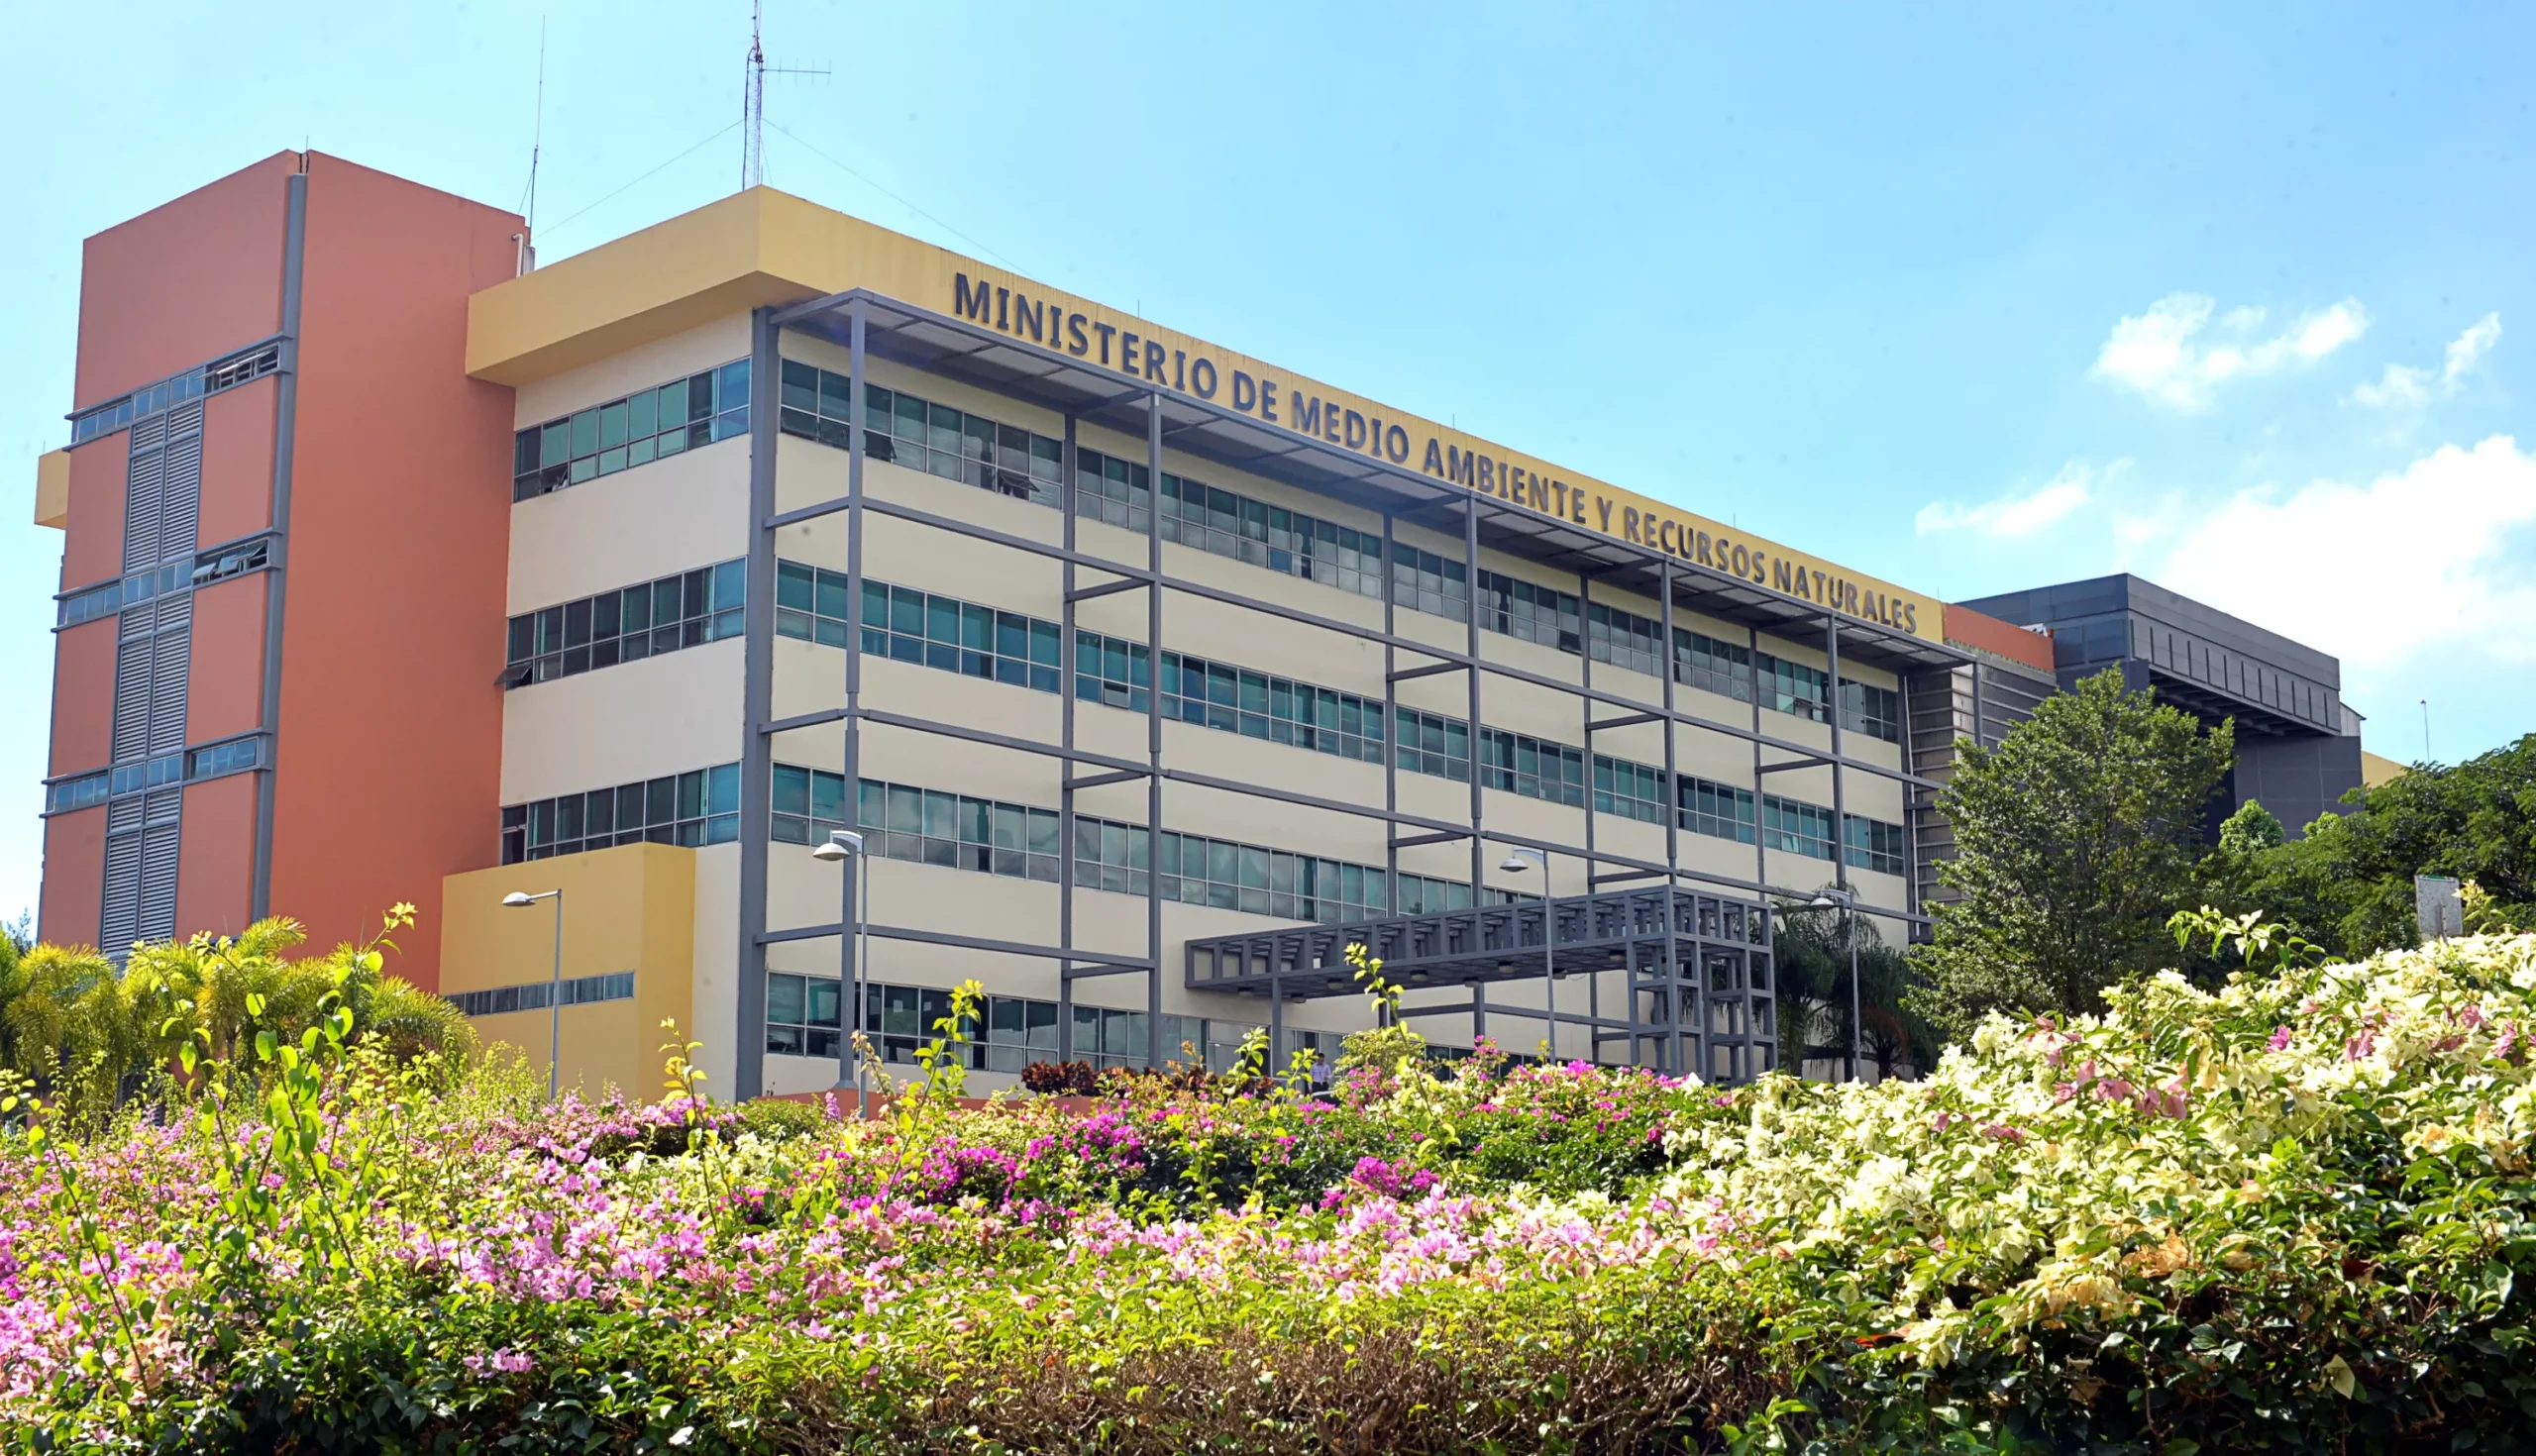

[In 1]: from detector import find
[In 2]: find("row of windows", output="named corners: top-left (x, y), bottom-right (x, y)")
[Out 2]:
top-left (453, 972), bottom-right (636, 1019)
top-left (1073, 631), bottom-right (1392, 763)
top-left (57, 540), bottom-right (273, 631)
top-left (779, 365), bottom-right (1066, 508)
top-left (760, 367), bottom-right (1910, 744)
top-left (47, 734), bottom-right (269, 816)
top-left (69, 344), bottom-right (277, 446)
top-left (512, 360), bottom-right (750, 501)
top-left (500, 765), bottom-right (741, 864)
top-left (1076, 449), bottom-right (1395, 601)
top-left (764, 971), bottom-right (1338, 1074)
top-left (504, 562), bottom-right (745, 686)
top-left (806, 772), bottom-right (1437, 923)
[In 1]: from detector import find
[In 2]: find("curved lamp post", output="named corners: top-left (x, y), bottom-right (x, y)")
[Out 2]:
top-left (500, 887), bottom-right (564, 1099)
top-left (810, 830), bottom-right (871, 1115)
top-left (1498, 847), bottom-right (1557, 1064)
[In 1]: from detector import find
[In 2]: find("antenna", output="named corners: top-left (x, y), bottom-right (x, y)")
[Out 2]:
top-left (526, 19), bottom-right (547, 233)
top-left (2421, 698), bottom-right (2432, 762)
top-left (740, 1), bottom-right (827, 190)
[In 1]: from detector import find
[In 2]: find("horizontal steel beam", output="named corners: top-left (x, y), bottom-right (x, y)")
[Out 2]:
top-left (757, 920), bottom-right (1151, 970)
top-left (1386, 661), bottom-right (1464, 683)
top-left (1389, 830), bottom-right (1468, 850)
top-left (1066, 769), bottom-right (1149, 790)
top-left (1589, 710), bottom-right (1664, 732)
top-left (1065, 575), bottom-right (1148, 604)
top-left (762, 707), bottom-right (851, 735)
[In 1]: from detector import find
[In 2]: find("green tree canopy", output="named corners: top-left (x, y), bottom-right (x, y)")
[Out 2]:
top-left (2206, 734), bottom-right (2536, 955)
top-left (1906, 669), bottom-right (2235, 1041)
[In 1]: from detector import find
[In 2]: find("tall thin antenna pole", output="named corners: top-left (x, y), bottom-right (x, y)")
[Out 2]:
top-left (2421, 698), bottom-right (2432, 762)
top-left (525, 18), bottom-right (547, 232)
top-left (742, 0), bottom-right (766, 189)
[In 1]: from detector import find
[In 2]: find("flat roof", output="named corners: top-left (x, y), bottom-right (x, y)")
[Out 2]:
top-left (469, 186), bottom-right (1966, 664)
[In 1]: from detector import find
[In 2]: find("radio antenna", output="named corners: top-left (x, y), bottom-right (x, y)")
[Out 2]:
top-left (741, 1), bottom-right (826, 190)
top-left (521, 18), bottom-right (547, 231)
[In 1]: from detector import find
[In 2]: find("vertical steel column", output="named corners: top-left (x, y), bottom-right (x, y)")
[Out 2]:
top-left (835, 300), bottom-right (868, 1088)
top-left (249, 164), bottom-right (307, 922)
top-left (1576, 568), bottom-right (1595, 1067)
top-left (733, 305), bottom-right (782, 1101)
top-left (1057, 415), bottom-right (1078, 1063)
top-left (1462, 501), bottom-right (1485, 895)
top-left (1382, 512), bottom-right (1400, 917)
top-left (1745, 624), bottom-right (1767, 1084)
top-left (1825, 617), bottom-right (1851, 1083)
top-left (1144, 394), bottom-right (1164, 1068)
top-left (1897, 671), bottom-right (1919, 930)
top-left (1971, 661), bottom-right (1987, 749)
top-left (1658, 561), bottom-right (1683, 1078)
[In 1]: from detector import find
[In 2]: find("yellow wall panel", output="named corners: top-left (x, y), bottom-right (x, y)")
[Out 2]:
top-left (440, 842), bottom-right (695, 1100)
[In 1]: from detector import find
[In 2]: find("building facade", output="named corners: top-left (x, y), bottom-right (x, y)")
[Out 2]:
top-left (1956, 574), bottom-right (2368, 838)
top-left (60, 156), bottom-right (2356, 1100)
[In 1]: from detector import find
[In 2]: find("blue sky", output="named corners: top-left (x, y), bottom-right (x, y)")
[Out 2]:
top-left (2, 2), bottom-right (2529, 928)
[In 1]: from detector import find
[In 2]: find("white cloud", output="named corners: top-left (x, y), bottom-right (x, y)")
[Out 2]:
top-left (1917, 461), bottom-right (2112, 538)
top-left (2153, 434), bottom-right (2536, 672)
top-left (2092, 292), bottom-right (2371, 410)
top-left (2350, 313), bottom-right (2502, 409)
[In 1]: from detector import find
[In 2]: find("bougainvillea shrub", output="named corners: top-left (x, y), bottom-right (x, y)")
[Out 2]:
top-left (7, 935), bottom-right (2536, 1453)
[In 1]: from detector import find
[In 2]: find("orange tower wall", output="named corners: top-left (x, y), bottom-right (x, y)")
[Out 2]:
top-left (264, 154), bottom-right (522, 987)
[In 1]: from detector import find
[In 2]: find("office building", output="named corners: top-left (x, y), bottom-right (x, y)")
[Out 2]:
top-left (51, 154), bottom-right (2368, 1098)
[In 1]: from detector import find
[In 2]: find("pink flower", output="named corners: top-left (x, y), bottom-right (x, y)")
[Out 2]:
top-left (2268, 1026), bottom-right (2293, 1052)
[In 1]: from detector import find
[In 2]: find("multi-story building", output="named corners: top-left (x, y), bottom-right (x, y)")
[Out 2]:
top-left (61, 153), bottom-right (2375, 1101)
top-left (1956, 574), bottom-right (2373, 838)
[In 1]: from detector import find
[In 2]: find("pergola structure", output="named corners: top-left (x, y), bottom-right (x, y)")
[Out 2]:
top-left (1187, 885), bottom-right (1776, 1082)
top-left (730, 289), bottom-right (2016, 1097)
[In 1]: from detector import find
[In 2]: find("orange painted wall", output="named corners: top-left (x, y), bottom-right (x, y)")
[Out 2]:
top-left (1944, 604), bottom-right (2058, 675)
top-left (74, 153), bottom-right (292, 407)
top-left (59, 429), bottom-right (129, 589)
top-left (38, 807), bottom-right (106, 951)
top-left (265, 154), bottom-right (523, 990)
top-left (49, 620), bottom-right (117, 777)
top-left (176, 774), bottom-right (260, 939)
top-left (197, 376), bottom-right (277, 547)
top-left (185, 576), bottom-right (267, 744)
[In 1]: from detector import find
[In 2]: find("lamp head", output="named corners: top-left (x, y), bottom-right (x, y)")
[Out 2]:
top-left (812, 829), bottom-right (866, 863)
top-left (1498, 855), bottom-right (1532, 874)
top-left (501, 891), bottom-right (538, 908)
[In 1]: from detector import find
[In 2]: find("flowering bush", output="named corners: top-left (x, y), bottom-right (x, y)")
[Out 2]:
top-left (8, 934), bottom-right (2536, 1452)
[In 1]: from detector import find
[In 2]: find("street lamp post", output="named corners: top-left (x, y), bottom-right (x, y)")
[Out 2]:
top-left (1810, 889), bottom-right (1860, 1083)
top-left (1498, 848), bottom-right (1557, 1065)
top-left (500, 888), bottom-right (565, 1100)
top-left (811, 830), bottom-right (871, 1115)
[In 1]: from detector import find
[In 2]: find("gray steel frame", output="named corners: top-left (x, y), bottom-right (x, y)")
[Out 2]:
top-left (729, 287), bottom-right (1987, 1096)
top-left (1186, 886), bottom-right (1774, 1081)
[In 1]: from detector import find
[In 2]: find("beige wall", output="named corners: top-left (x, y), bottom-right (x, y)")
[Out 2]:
top-left (500, 341), bottom-right (1926, 1088)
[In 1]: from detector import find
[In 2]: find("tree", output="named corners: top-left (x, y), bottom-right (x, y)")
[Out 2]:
top-left (1906, 669), bottom-right (2235, 1042)
top-left (1774, 897), bottom-right (1934, 1080)
top-left (2205, 734), bottom-right (2536, 956)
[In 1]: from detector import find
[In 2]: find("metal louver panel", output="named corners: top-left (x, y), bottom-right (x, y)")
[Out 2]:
top-left (147, 635), bottom-right (191, 760)
top-left (111, 638), bottom-right (152, 762)
top-left (137, 824), bottom-right (181, 944)
top-left (101, 832), bottom-right (144, 953)
top-left (122, 414), bottom-right (169, 572)
top-left (106, 797), bottom-right (141, 833)
top-left (158, 406), bottom-right (203, 560)
top-left (143, 788), bottom-right (181, 826)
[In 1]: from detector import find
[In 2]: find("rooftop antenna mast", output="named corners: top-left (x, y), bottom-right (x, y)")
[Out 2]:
top-left (741, 1), bottom-right (825, 190)
top-left (514, 18), bottom-right (547, 274)
top-left (527, 19), bottom-right (547, 232)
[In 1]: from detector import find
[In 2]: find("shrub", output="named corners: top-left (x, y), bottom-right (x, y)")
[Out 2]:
top-left (10, 930), bottom-right (2536, 1452)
